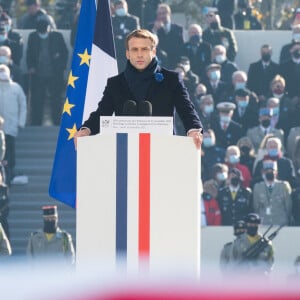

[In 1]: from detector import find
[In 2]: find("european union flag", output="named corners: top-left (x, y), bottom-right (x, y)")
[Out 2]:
top-left (49, 0), bottom-right (117, 208)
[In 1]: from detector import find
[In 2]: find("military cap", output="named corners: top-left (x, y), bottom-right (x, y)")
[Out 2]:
top-left (234, 220), bottom-right (246, 230)
top-left (42, 205), bottom-right (58, 217)
top-left (216, 101), bottom-right (236, 112)
top-left (206, 63), bottom-right (221, 72)
top-left (229, 167), bottom-right (242, 179)
top-left (259, 107), bottom-right (273, 117)
top-left (245, 213), bottom-right (261, 224)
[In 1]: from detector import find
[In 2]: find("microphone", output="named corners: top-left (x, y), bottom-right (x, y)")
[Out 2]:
top-left (138, 101), bottom-right (152, 116)
top-left (123, 100), bottom-right (137, 115)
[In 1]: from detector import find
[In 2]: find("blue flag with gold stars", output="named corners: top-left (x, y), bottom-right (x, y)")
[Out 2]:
top-left (49, 0), bottom-right (117, 208)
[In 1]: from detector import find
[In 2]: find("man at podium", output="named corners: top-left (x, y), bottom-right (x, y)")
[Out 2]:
top-left (74, 29), bottom-right (203, 149)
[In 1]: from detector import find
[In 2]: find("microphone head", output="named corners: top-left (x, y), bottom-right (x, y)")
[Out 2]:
top-left (123, 100), bottom-right (137, 115)
top-left (138, 101), bottom-right (152, 116)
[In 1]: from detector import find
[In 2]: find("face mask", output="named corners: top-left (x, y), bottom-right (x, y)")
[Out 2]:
top-left (272, 107), bottom-right (279, 115)
top-left (230, 177), bottom-right (240, 187)
top-left (220, 115), bottom-right (231, 123)
top-left (203, 137), bottom-right (214, 147)
top-left (268, 149), bottom-right (279, 157)
top-left (235, 82), bottom-right (246, 90)
top-left (240, 146), bottom-right (250, 155)
top-left (261, 53), bottom-right (271, 62)
top-left (202, 192), bottom-right (212, 200)
top-left (228, 154), bottom-right (239, 164)
top-left (215, 54), bottom-right (226, 64)
top-left (0, 71), bottom-right (10, 81)
top-left (246, 226), bottom-right (258, 237)
top-left (265, 171), bottom-right (275, 181)
top-left (273, 87), bottom-right (284, 95)
top-left (204, 104), bottom-right (214, 114)
top-left (182, 63), bottom-right (190, 73)
top-left (115, 8), bottom-right (126, 17)
top-left (43, 220), bottom-right (58, 233)
top-left (293, 49), bottom-right (300, 59)
top-left (189, 34), bottom-right (201, 45)
top-left (238, 100), bottom-right (248, 108)
top-left (261, 119), bottom-right (270, 128)
top-left (0, 56), bottom-right (9, 65)
top-left (210, 21), bottom-right (219, 30)
top-left (38, 32), bottom-right (49, 39)
top-left (293, 33), bottom-right (300, 41)
top-left (209, 70), bottom-right (220, 81)
top-left (0, 35), bottom-right (6, 42)
top-left (216, 172), bottom-right (227, 181)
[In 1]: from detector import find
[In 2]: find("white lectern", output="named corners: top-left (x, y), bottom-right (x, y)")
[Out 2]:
top-left (76, 131), bottom-right (201, 276)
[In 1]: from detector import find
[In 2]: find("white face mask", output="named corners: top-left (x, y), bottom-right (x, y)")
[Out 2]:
top-left (0, 56), bottom-right (9, 65)
top-left (115, 8), bottom-right (126, 17)
top-left (0, 35), bottom-right (7, 42)
top-left (215, 54), bottom-right (226, 64)
top-left (0, 71), bottom-right (10, 81)
top-left (293, 33), bottom-right (300, 41)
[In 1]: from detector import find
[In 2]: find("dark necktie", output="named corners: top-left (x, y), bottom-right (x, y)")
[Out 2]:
top-left (268, 185), bottom-right (273, 194)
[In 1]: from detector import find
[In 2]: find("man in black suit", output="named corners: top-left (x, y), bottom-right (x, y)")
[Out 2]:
top-left (26, 16), bottom-right (68, 125)
top-left (148, 3), bottom-right (184, 69)
top-left (112, 0), bottom-right (140, 72)
top-left (74, 29), bottom-right (203, 149)
top-left (247, 44), bottom-right (280, 103)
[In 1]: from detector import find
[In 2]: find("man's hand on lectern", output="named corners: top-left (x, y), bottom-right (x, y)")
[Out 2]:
top-left (73, 127), bottom-right (91, 150)
top-left (187, 129), bottom-right (203, 150)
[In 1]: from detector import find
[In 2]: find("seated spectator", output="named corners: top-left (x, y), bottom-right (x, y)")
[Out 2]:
top-left (202, 180), bottom-right (221, 226)
top-left (204, 162), bottom-right (229, 192)
top-left (224, 145), bottom-right (252, 188)
top-left (212, 44), bottom-right (238, 85)
top-left (253, 160), bottom-right (292, 226)
top-left (247, 108), bottom-right (284, 154)
top-left (252, 137), bottom-right (296, 188)
top-left (178, 56), bottom-right (199, 97)
top-left (202, 8), bottom-right (238, 62)
top-left (202, 63), bottom-right (228, 104)
top-left (212, 0), bottom-right (235, 29)
top-left (280, 41), bottom-right (300, 98)
top-left (148, 3), bottom-right (184, 69)
top-left (217, 168), bottom-right (253, 225)
top-left (292, 188), bottom-right (300, 225)
top-left (234, 3), bottom-right (262, 30)
top-left (223, 70), bottom-right (260, 108)
top-left (290, 96), bottom-right (300, 129)
top-left (112, 0), bottom-right (140, 72)
top-left (193, 83), bottom-right (207, 107)
top-left (291, 136), bottom-right (300, 187)
top-left (18, 0), bottom-right (56, 29)
top-left (182, 23), bottom-right (211, 80)
top-left (0, 12), bottom-right (23, 66)
top-left (196, 94), bottom-right (218, 131)
top-left (279, 24), bottom-right (300, 65)
top-left (211, 102), bottom-right (244, 149)
top-left (232, 88), bottom-right (259, 132)
top-left (201, 129), bottom-right (225, 181)
top-left (286, 126), bottom-right (300, 159)
top-left (237, 136), bottom-right (256, 175)
top-left (247, 44), bottom-right (280, 103)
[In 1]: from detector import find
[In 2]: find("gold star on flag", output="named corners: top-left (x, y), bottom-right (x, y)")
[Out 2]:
top-left (63, 98), bottom-right (75, 116)
top-left (68, 71), bottom-right (79, 88)
top-left (66, 124), bottom-right (77, 140)
top-left (78, 49), bottom-right (91, 66)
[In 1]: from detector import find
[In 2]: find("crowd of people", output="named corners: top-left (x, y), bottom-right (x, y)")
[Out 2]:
top-left (0, 0), bottom-right (299, 269)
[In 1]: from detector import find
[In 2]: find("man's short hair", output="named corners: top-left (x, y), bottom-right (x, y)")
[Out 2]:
top-left (125, 29), bottom-right (158, 50)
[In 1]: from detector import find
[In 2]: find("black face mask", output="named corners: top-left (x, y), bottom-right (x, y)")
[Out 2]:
top-left (261, 119), bottom-right (271, 128)
top-left (293, 50), bottom-right (300, 59)
top-left (240, 146), bottom-right (250, 156)
top-left (210, 21), bottom-right (219, 30)
top-left (230, 177), bottom-right (240, 187)
top-left (261, 53), bottom-right (271, 62)
top-left (246, 226), bottom-right (258, 237)
top-left (265, 171), bottom-right (275, 181)
top-left (43, 220), bottom-right (58, 233)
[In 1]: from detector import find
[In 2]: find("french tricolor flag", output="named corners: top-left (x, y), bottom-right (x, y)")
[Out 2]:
top-left (77, 133), bottom-right (201, 275)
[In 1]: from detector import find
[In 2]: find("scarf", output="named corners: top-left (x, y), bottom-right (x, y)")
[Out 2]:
top-left (124, 57), bottom-right (159, 102)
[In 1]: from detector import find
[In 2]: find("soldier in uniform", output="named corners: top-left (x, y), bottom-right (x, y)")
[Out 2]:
top-left (27, 206), bottom-right (75, 264)
top-left (220, 220), bottom-right (246, 274)
top-left (230, 213), bottom-right (274, 276)
top-left (0, 222), bottom-right (11, 256)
